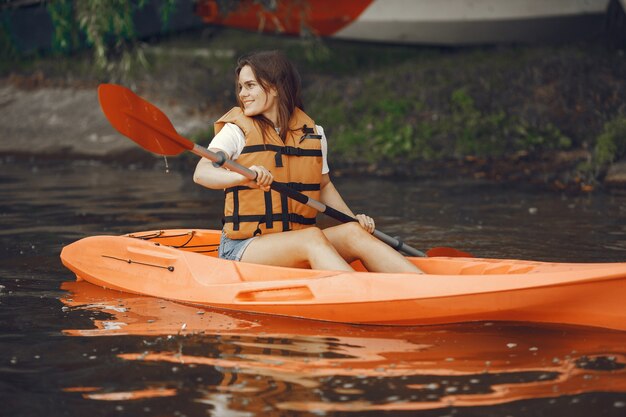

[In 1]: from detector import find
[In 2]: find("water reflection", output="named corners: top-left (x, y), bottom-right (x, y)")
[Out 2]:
top-left (61, 280), bottom-right (626, 414)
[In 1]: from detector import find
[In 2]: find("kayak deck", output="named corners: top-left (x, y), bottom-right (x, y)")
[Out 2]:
top-left (60, 229), bottom-right (626, 331)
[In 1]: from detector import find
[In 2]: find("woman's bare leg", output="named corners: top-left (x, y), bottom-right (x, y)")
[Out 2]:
top-left (323, 222), bottom-right (423, 273)
top-left (240, 227), bottom-right (354, 271)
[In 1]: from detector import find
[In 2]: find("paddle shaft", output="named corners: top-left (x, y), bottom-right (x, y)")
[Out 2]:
top-left (195, 144), bottom-right (426, 257)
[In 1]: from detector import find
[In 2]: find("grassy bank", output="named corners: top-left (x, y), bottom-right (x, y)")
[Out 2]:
top-left (4, 27), bottom-right (626, 190)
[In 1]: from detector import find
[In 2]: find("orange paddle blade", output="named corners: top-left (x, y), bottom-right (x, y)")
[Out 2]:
top-left (98, 84), bottom-right (192, 156)
top-left (426, 247), bottom-right (473, 258)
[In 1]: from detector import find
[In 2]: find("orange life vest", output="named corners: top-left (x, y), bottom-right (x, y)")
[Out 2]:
top-left (215, 107), bottom-right (323, 239)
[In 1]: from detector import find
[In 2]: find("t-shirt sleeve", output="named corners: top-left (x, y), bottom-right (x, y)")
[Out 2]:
top-left (316, 125), bottom-right (330, 174)
top-left (207, 123), bottom-right (246, 160)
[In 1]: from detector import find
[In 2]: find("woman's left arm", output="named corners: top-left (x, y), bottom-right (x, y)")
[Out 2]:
top-left (319, 174), bottom-right (376, 233)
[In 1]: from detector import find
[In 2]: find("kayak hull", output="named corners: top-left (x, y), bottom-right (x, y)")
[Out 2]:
top-left (60, 229), bottom-right (626, 330)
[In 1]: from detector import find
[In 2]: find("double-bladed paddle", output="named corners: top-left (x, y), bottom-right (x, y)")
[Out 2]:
top-left (97, 83), bottom-right (471, 258)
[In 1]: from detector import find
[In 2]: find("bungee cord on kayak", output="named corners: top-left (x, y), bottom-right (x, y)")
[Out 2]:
top-left (101, 254), bottom-right (176, 272)
top-left (127, 230), bottom-right (220, 253)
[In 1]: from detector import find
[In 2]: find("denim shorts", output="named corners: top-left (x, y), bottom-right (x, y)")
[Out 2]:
top-left (218, 231), bottom-right (257, 261)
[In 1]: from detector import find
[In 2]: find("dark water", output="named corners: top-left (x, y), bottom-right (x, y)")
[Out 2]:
top-left (1, 159), bottom-right (626, 416)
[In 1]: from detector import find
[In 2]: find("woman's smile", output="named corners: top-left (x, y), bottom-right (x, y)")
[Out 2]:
top-left (238, 65), bottom-right (277, 123)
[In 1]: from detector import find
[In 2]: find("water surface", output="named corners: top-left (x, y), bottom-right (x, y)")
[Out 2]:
top-left (1, 159), bottom-right (625, 416)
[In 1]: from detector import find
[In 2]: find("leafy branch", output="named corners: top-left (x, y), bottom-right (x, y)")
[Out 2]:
top-left (46, 0), bottom-right (169, 74)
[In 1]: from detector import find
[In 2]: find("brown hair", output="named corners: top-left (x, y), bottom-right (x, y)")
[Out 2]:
top-left (235, 50), bottom-right (304, 143)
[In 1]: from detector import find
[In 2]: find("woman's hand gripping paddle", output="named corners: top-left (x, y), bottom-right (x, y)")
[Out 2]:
top-left (97, 83), bottom-right (471, 258)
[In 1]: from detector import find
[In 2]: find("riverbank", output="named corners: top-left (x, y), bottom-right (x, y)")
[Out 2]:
top-left (1, 27), bottom-right (625, 192)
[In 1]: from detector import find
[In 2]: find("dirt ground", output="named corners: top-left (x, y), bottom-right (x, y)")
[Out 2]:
top-left (0, 81), bottom-right (209, 162)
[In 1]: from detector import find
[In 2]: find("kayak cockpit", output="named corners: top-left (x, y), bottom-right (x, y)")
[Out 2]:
top-left (126, 229), bottom-right (370, 271)
top-left (126, 229), bottom-right (605, 277)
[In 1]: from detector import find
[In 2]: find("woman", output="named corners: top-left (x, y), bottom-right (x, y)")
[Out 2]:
top-left (194, 51), bottom-right (421, 273)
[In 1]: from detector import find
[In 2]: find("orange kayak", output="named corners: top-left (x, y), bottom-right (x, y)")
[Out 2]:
top-left (60, 229), bottom-right (626, 331)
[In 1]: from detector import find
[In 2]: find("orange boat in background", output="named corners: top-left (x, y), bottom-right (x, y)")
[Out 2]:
top-left (195, 0), bottom-right (612, 45)
top-left (60, 229), bottom-right (626, 331)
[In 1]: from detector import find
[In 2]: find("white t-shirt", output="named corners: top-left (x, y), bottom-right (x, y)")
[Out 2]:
top-left (208, 122), bottom-right (330, 174)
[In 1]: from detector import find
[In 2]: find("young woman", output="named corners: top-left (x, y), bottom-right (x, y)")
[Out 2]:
top-left (194, 51), bottom-right (421, 273)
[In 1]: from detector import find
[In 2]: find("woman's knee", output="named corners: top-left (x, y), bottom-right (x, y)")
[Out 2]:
top-left (301, 226), bottom-right (329, 243)
top-left (341, 221), bottom-right (371, 239)
top-left (323, 222), bottom-right (371, 246)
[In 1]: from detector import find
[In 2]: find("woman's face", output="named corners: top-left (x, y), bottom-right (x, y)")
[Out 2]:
top-left (238, 65), bottom-right (277, 119)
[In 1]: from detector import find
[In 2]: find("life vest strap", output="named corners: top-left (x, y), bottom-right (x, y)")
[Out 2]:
top-left (264, 191), bottom-right (273, 229)
top-left (224, 182), bottom-right (320, 195)
top-left (280, 192), bottom-right (290, 231)
top-left (275, 181), bottom-right (320, 192)
top-left (240, 144), bottom-right (322, 168)
top-left (232, 186), bottom-right (240, 231)
top-left (223, 213), bottom-right (316, 228)
top-left (241, 144), bottom-right (322, 156)
top-left (224, 185), bottom-right (251, 194)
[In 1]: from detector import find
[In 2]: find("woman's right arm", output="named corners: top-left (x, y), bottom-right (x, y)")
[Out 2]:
top-left (194, 123), bottom-right (250, 190)
top-left (194, 149), bottom-right (274, 191)
top-left (194, 123), bottom-right (273, 191)
top-left (193, 150), bottom-right (248, 190)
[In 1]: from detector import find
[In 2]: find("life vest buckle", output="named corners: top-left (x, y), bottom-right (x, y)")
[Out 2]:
top-left (299, 124), bottom-right (322, 143)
